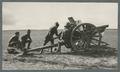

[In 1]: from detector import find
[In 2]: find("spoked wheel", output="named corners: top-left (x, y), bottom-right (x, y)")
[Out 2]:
top-left (70, 23), bottom-right (96, 51)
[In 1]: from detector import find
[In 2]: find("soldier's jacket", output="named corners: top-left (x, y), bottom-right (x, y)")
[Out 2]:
top-left (44, 26), bottom-right (59, 42)
top-left (9, 36), bottom-right (19, 44)
top-left (48, 26), bottom-right (59, 36)
top-left (21, 34), bottom-right (32, 41)
top-left (8, 36), bottom-right (20, 48)
top-left (62, 28), bottom-right (71, 41)
top-left (59, 28), bottom-right (71, 48)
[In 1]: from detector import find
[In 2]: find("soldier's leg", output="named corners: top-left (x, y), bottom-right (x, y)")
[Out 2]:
top-left (43, 39), bottom-right (49, 46)
top-left (50, 39), bottom-right (54, 53)
top-left (57, 41), bottom-right (61, 53)
top-left (21, 41), bottom-right (26, 51)
top-left (27, 40), bottom-right (32, 49)
top-left (43, 34), bottom-right (50, 46)
top-left (16, 41), bottom-right (22, 50)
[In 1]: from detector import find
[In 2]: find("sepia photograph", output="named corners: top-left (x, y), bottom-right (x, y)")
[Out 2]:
top-left (2, 2), bottom-right (118, 70)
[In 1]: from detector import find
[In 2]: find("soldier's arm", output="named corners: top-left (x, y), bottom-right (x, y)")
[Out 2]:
top-left (59, 31), bottom-right (63, 40)
top-left (55, 29), bottom-right (59, 36)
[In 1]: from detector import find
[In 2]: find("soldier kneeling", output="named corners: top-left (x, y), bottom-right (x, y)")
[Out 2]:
top-left (8, 32), bottom-right (21, 54)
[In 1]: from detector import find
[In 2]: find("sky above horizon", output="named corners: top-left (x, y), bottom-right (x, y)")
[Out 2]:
top-left (2, 2), bottom-right (118, 30)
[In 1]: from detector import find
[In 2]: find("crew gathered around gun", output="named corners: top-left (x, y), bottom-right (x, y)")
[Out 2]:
top-left (7, 17), bottom-right (109, 54)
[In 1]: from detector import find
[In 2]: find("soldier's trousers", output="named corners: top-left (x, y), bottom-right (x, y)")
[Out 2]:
top-left (21, 40), bottom-right (32, 49)
top-left (43, 35), bottom-right (54, 52)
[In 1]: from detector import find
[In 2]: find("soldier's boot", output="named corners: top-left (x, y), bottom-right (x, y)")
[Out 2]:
top-left (57, 42), bottom-right (61, 53)
top-left (22, 48), bottom-right (28, 55)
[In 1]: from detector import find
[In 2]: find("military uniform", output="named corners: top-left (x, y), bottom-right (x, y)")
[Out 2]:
top-left (43, 24), bottom-right (59, 46)
top-left (62, 22), bottom-right (72, 48)
top-left (21, 30), bottom-right (32, 49)
top-left (8, 32), bottom-right (21, 54)
top-left (43, 22), bottom-right (59, 53)
top-left (8, 32), bottom-right (20, 48)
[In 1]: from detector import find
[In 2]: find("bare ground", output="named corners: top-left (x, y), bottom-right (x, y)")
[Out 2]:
top-left (2, 46), bottom-right (117, 70)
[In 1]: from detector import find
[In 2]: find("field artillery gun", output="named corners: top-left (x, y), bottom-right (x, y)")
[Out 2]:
top-left (70, 23), bottom-right (109, 51)
top-left (24, 17), bottom-right (109, 54)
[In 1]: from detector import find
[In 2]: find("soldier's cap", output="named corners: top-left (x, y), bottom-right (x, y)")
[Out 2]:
top-left (15, 32), bottom-right (19, 35)
top-left (55, 22), bottom-right (59, 26)
top-left (64, 22), bottom-right (71, 28)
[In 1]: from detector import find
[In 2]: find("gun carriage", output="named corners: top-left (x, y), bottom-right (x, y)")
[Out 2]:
top-left (24, 17), bottom-right (109, 54)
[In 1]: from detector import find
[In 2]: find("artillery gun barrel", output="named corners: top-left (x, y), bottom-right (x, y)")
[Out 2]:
top-left (95, 25), bottom-right (109, 33)
top-left (96, 25), bottom-right (109, 29)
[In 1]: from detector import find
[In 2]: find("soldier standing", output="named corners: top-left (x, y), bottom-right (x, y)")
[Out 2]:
top-left (43, 22), bottom-right (59, 53)
top-left (21, 29), bottom-right (32, 50)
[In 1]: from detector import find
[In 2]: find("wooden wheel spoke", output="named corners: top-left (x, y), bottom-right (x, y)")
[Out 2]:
top-left (82, 41), bottom-right (86, 47)
top-left (92, 35), bottom-right (100, 37)
top-left (91, 38), bottom-right (100, 42)
top-left (77, 27), bottom-right (81, 32)
top-left (82, 25), bottom-right (86, 31)
top-left (91, 40), bottom-right (97, 45)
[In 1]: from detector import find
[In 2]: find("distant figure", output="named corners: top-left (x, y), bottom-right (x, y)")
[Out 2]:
top-left (21, 29), bottom-right (32, 49)
top-left (43, 22), bottom-right (59, 52)
top-left (8, 32), bottom-right (21, 54)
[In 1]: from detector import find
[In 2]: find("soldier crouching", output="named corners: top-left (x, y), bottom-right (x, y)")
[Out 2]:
top-left (8, 32), bottom-right (22, 54)
top-left (21, 29), bottom-right (32, 51)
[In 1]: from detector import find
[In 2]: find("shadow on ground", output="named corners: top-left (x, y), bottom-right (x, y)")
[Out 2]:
top-left (61, 46), bottom-right (117, 57)
top-left (17, 45), bottom-right (117, 58)
top-left (4, 45), bottom-right (116, 69)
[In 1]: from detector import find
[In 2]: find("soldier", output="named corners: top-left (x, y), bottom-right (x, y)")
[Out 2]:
top-left (57, 22), bottom-right (71, 53)
top-left (8, 32), bottom-right (21, 54)
top-left (43, 22), bottom-right (59, 52)
top-left (21, 29), bottom-right (32, 50)
top-left (62, 22), bottom-right (71, 48)
top-left (68, 17), bottom-right (77, 29)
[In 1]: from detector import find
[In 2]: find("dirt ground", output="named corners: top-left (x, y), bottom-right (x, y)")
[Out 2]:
top-left (2, 29), bottom-right (118, 70)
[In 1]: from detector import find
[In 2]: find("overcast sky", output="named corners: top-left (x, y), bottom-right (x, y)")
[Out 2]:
top-left (2, 2), bottom-right (118, 30)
